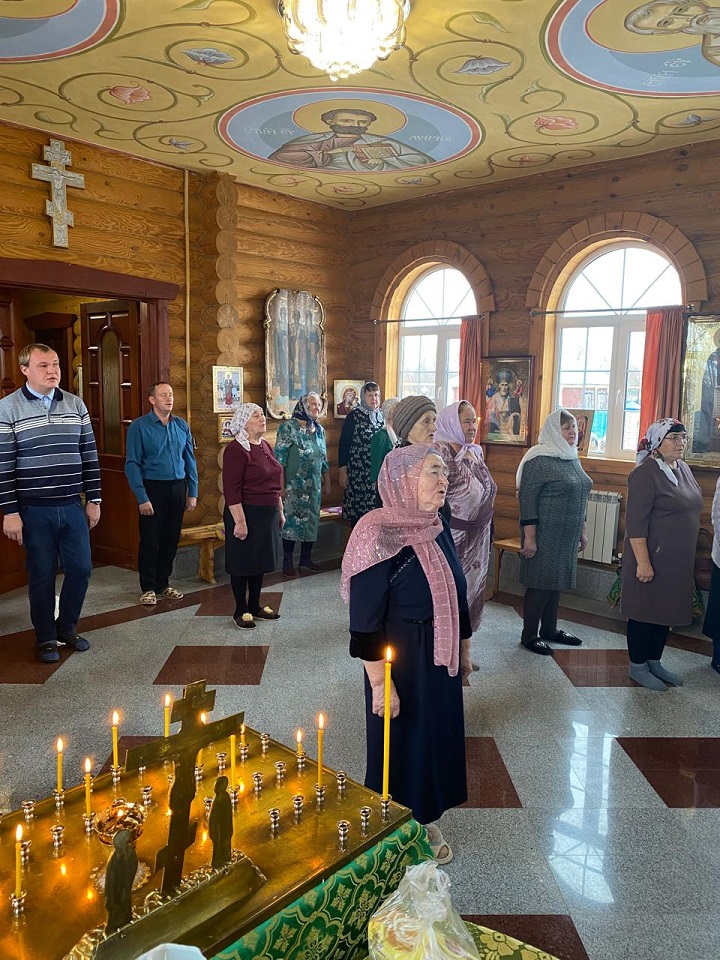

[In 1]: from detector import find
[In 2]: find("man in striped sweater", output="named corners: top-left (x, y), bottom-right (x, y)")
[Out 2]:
top-left (0, 343), bottom-right (102, 663)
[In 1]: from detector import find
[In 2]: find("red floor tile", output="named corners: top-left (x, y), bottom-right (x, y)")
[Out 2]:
top-left (463, 914), bottom-right (589, 960)
top-left (195, 590), bottom-right (283, 618)
top-left (0, 631), bottom-right (75, 684)
top-left (154, 645), bottom-right (270, 686)
top-left (617, 737), bottom-right (720, 807)
top-left (461, 737), bottom-right (522, 808)
top-left (553, 648), bottom-right (632, 686)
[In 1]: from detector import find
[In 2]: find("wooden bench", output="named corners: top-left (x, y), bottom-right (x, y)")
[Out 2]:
top-left (491, 536), bottom-right (522, 599)
top-left (178, 523), bottom-right (225, 584)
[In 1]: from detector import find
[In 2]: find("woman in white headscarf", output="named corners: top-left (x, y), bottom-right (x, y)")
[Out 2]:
top-left (621, 418), bottom-right (702, 689)
top-left (222, 403), bottom-right (284, 629)
top-left (516, 409), bottom-right (592, 655)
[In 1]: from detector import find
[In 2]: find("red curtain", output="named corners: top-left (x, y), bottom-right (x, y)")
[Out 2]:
top-left (639, 305), bottom-right (685, 438)
top-left (459, 315), bottom-right (484, 412)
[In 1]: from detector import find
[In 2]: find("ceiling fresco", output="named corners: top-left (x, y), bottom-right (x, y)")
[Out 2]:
top-left (1, 0), bottom-right (720, 209)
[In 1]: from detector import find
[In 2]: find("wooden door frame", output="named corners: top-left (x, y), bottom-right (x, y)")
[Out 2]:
top-left (0, 258), bottom-right (178, 395)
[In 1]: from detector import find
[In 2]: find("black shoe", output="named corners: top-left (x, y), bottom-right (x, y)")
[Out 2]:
top-left (233, 614), bottom-right (256, 629)
top-left (540, 630), bottom-right (582, 646)
top-left (299, 560), bottom-right (322, 571)
top-left (521, 638), bottom-right (554, 656)
top-left (251, 605), bottom-right (280, 620)
top-left (57, 633), bottom-right (90, 652)
top-left (35, 641), bottom-right (60, 663)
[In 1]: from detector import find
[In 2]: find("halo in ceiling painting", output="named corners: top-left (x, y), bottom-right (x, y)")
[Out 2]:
top-left (545, 0), bottom-right (720, 97)
top-left (219, 89), bottom-right (481, 173)
top-left (0, 0), bottom-right (120, 62)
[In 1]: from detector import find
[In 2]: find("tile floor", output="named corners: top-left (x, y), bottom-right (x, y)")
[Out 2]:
top-left (1, 564), bottom-right (719, 960)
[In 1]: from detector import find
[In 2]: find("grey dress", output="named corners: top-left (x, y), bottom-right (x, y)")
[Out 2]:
top-left (519, 456), bottom-right (592, 591)
top-left (621, 457), bottom-right (702, 627)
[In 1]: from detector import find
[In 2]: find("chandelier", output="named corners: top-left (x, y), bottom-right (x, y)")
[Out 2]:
top-left (279, 0), bottom-right (409, 82)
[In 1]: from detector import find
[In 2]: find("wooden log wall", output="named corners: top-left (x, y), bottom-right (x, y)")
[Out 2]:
top-left (188, 173), bottom-right (362, 523)
top-left (345, 140), bottom-right (720, 552)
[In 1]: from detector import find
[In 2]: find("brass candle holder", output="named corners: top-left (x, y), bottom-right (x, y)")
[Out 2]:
top-left (216, 751), bottom-right (227, 773)
top-left (359, 806), bottom-right (372, 835)
top-left (337, 819), bottom-right (350, 850)
top-left (110, 764), bottom-right (121, 786)
top-left (296, 751), bottom-right (306, 772)
top-left (203, 797), bottom-right (213, 819)
top-left (21, 800), bottom-right (35, 822)
top-left (230, 787), bottom-right (239, 806)
top-left (9, 890), bottom-right (26, 918)
top-left (314, 783), bottom-right (325, 808)
top-left (260, 733), bottom-right (270, 755)
top-left (53, 789), bottom-right (65, 810)
top-left (141, 785), bottom-right (153, 807)
top-left (252, 772), bottom-right (263, 795)
top-left (292, 794), bottom-right (304, 821)
top-left (20, 839), bottom-right (31, 865)
top-left (268, 808), bottom-right (280, 836)
top-left (274, 760), bottom-right (286, 783)
top-left (380, 797), bottom-right (391, 822)
top-left (335, 771), bottom-right (347, 797)
top-left (51, 824), bottom-right (65, 852)
top-left (83, 811), bottom-right (96, 834)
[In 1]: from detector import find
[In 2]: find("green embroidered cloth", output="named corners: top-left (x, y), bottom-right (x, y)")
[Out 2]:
top-left (212, 820), bottom-right (559, 960)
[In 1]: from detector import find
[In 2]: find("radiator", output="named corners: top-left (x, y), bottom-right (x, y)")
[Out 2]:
top-left (579, 490), bottom-right (622, 564)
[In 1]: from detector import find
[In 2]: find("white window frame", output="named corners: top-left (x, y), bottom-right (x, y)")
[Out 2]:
top-left (397, 266), bottom-right (472, 407)
top-left (554, 243), bottom-right (681, 461)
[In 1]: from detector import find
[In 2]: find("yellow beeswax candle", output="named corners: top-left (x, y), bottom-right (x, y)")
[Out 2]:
top-left (382, 647), bottom-right (393, 799)
top-left (317, 714), bottom-right (324, 788)
top-left (84, 758), bottom-right (92, 816)
top-left (56, 737), bottom-right (64, 794)
top-left (230, 734), bottom-right (236, 786)
top-left (296, 729), bottom-right (303, 758)
top-left (164, 694), bottom-right (172, 738)
top-left (197, 712), bottom-right (207, 766)
top-left (111, 711), bottom-right (120, 767)
top-left (15, 824), bottom-right (22, 898)
top-left (240, 723), bottom-right (246, 749)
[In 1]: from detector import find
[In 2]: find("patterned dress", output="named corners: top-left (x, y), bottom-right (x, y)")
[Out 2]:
top-left (339, 407), bottom-right (384, 525)
top-left (274, 418), bottom-right (328, 543)
top-left (435, 442), bottom-right (497, 632)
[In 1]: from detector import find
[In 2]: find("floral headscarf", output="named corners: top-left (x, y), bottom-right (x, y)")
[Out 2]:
top-left (636, 418), bottom-right (686, 486)
top-left (292, 393), bottom-right (323, 435)
top-left (340, 444), bottom-right (459, 677)
top-left (229, 402), bottom-right (263, 451)
top-left (435, 401), bottom-right (485, 464)
top-left (359, 382), bottom-right (384, 428)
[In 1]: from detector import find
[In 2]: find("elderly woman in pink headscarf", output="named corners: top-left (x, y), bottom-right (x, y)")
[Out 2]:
top-left (621, 418), bottom-right (702, 690)
top-left (223, 403), bottom-right (284, 629)
top-left (435, 400), bottom-right (497, 634)
top-left (341, 444), bottom-right (473, 865)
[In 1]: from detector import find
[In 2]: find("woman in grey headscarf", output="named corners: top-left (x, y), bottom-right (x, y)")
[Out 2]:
top-left (338, 381), bottom-right (384, 526)
top-left (621, 418), bottom-right (702, 689)
top-left (222, 403), bottom-right (284, 628)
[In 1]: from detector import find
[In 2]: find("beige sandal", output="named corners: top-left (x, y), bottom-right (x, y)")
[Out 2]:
top-left (158, 587), bottom-right (184, 600)
top-left (139, 591), bottom-right (157, 606)
top-left (425, 824), bottom-right (454, 865)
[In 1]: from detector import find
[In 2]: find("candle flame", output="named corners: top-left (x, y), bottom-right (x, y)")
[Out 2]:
top-left (15, 824), bottom-right (23, 842)
top-left (164, 694), bottom-right (172, 708)
top-left (239, 781), bottom-right (245, 794)
top-left (112, 710), bottom-right (119, 726)
top-left (84, 757), bottom-right (92, 774)
top-left (86, 889), bottom-right (94, 901)
top-left (241, 722), bottom-right (245, 735)
top-left (60, 863), bottom-right (67, 876)
top-left (385, 646), bottom-right (393, 663)
top-left (296, 730), bottom-right (302, 744)
top-left (56, 737), bottom-right (64, 753)
top-left (318, 713), bottom-right (325, 730)
top-left (200, 712), bottom-right (207, 724)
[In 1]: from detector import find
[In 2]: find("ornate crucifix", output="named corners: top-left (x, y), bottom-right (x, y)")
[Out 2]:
top-left (124, 680), bottom-right (244, 894)
top-left (31, 139), bottom-right (85, 248)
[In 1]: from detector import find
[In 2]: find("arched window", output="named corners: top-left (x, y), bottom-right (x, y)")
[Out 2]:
top-left (555, 243), bottom-right (682, 460)
top-left (398, 267), bottom-right (475, 407)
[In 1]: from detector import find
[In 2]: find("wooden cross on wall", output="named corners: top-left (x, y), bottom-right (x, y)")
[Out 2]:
top-left (31, 139), bottom-right (85, 248)
top-left (124, 680), bottom-right (244, 894)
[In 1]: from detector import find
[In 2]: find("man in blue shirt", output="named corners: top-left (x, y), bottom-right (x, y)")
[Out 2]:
top-left (124, 382), bottom-right (199, 606)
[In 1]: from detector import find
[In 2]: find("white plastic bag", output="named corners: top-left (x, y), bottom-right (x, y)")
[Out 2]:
top-left (136, 945), bottom-right (205, 960)
top-left (368, 861), bottom-right (480, 960)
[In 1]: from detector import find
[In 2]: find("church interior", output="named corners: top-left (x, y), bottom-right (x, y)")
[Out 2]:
top-left (1, 1), bottom-right (720, 958)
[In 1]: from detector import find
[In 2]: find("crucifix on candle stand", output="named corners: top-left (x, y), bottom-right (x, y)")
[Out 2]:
top-left (123, 680), bottom-right (244, 894)
top-left (30, 139), bottom-right (85, 248)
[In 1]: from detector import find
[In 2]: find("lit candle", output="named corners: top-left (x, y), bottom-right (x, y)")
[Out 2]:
top-left (111, 710), bottom-right (120, 767)
top-left (382, 647), bottom-right (393, 800)
top-left (56, 737), bottom-right (64, 794)
top-left (15, 824), bottom-right (23, 898)
top-left (84, 758), bottom-right (92, 816)
top-left (164, 694), bottom-right (172, 738)
top-left (197, 712), bottom-right (207, 766)
top-left (317, 713), bottom-right (324, 788)
top-left (240, 723), bottom-right (246, 749)
top-left (230, 734), bottom-right (236, 787)
top-left (296, 729), bottom-right (303, 758)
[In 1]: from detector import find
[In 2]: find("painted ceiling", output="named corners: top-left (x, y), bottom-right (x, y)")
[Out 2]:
top-left (1, 0), bottom-right (720, 209)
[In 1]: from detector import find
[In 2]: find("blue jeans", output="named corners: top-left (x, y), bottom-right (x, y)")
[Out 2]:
top-left (20, 502), bottom-right (92, 645)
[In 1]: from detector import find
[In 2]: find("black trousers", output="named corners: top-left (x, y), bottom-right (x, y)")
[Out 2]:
top-left (626, 619), bottom-right (670, 664)
top-left (522, 588), bottom-right (561, 641)
top-left (230, 574), bottom-right (264, 617)
top-left (138, 479), bottom-right (186, 593)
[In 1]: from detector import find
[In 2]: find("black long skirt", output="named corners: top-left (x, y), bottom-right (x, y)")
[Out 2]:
top-left (364, 619), bottom-right (467, 825)
top-left (223, 504), bottom-right (280, 576)
top-left (703, 560), bottom-right (720, 643)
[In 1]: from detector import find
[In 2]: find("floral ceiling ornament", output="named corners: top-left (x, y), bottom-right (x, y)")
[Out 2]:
top-left (108, 83), bottom-right (152, 104)
top-left (184, 47), bottom-right (235, 66)
top-left (456, 57), bottom-right (510, 75)
top-left (534, 115), bottom-right (578, 131)
top-left (278, 0), bottom-right (409, 82)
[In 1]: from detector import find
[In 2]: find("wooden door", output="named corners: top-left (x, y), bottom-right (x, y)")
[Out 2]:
top-left (0, 288), bottom-right (26, 592)
top-left (82, 300), bottom-right (141, 569)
